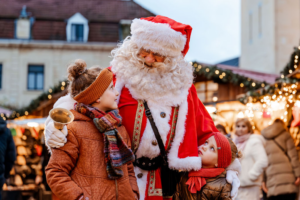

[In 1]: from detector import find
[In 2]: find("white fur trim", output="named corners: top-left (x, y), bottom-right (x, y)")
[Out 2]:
top-left (227, 158), bottom-right (242, 174)
top-left (114, 79), bottom-right (125, 104)
top-left (168, 98), bottom-right (202, 171)
top-left (53, 93), bottom-right (77, 110)
top-left (134, 166), bottom-right (148, 200)
top-left (131, 18), bottom-right (187, 57)
top-left (135, 101), bottom-right (172, 159)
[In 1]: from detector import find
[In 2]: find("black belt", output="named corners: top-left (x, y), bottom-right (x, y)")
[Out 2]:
top-left (133, 155), bottom-right (164, 171)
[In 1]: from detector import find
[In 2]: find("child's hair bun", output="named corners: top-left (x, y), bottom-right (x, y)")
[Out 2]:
top-left (67, 59), bottom-right (87, 81)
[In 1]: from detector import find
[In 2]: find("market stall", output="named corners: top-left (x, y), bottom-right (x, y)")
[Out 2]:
top-left (2, 117), bottom-right (51, 200)
top-left (237, 46), bottom-right (300, 147)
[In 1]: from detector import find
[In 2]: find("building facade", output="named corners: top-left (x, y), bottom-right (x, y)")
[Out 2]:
top-left (0, 0), bottom-right (153, 108)
top-left (240, 0), bottom-right (300, 74)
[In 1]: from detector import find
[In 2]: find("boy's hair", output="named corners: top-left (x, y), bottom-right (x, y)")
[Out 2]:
top-left (227, 138), bottom-right (242, 162)
top-left (235, 118), bottom-right (253, 133)
top-left (67, 59), bottom-right (102, 97)
top-left (216, 124), bottom-right (227, 135)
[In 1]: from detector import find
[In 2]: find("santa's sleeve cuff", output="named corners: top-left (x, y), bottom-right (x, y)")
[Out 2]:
top-left (226, 158), bottom-right (242, 174)
top-left (168, 156), bottom-right (202, 171)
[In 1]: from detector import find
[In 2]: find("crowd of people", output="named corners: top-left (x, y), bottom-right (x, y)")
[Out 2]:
top-left (216, 118), bottom-right (300, 200)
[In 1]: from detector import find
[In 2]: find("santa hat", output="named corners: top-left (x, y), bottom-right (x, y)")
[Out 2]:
top-left (198, 132), bottom-right (232, 168)
top-left (130, 15), bottom-right (192, 57)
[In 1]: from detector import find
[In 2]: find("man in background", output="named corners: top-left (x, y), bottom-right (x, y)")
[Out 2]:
top-left (0, 117), bottom-right (16, 200)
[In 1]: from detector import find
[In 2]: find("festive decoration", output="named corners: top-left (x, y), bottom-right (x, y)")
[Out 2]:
top-left (192, 62), bottom-right (267, 91)
top-left (281, 46), bottom-right (300, 77)
top-left (1, 80), bottom-right (68, 120)
top-left (238, 45), bottom-right (300, 105)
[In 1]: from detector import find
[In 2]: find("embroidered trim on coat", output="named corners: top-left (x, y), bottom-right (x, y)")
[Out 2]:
top-left (148, 107), bottom-right (179, 197)
top-left (148, 170), bottom-right (163, 196)
top-left (132, 100), bottom-right (144, 153)
top-left (167, 107), bottom-right (179, 152)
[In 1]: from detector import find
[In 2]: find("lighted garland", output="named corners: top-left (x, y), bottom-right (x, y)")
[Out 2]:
top-left (238, 76), bottom-right (300, 105)
top-left (281, 46), bottom-right (300, 77)
top-left (192, 62), bottom-right (267, 91)
top-left (4, 80), bottom-right (68, 120)
top-left (238, 44), bottom-right (300, 105)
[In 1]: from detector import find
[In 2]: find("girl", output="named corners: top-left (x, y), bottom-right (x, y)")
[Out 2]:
top-left (234, 118), bottom-right (268, 200)
top-left (174, 132), bottom-right (241, 200)
top-left (46, 59), bottom-right (139, 200)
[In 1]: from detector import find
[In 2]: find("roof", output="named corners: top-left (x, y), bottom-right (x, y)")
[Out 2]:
top-left (0, 0), bottom-right (154, 41)
top-left (7, 117), bottom-right (47, 126)
top-left (0, 0), bottom-right (154, 22)
top-left (217, 64), bottom-right (279, 84)
top-left (217, 57), bottom-right (239, 67)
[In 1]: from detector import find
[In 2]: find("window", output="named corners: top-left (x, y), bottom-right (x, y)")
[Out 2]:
top-left (258, 4), bottom-right (262, 37)
top-left (66, 13), bottom-right (89, 42)
top-left (0, 64), bottom-right (2, 89)
top-left (27, 65), bottom-right (44, 90)
top-left (71, 24), bottom-right (84, 41)
top-left (194, 81), bottom-right (218, 102)
top-left (119, 20), bottom-right (132, 41)
top-left (249, 12), bottom-right (253, 43)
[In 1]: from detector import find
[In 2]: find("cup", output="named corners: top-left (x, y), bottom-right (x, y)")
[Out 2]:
top-left (49, 108), bottom-right (74, 130)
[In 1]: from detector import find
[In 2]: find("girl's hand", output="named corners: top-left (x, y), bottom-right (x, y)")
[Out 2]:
top-left (295, 177), bottom-right (300, 186)
top-left (262, 182), bottom-right (268, 193)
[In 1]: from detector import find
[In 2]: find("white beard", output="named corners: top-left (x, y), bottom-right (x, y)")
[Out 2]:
top-left (111, 54), bottom-right (194, 106)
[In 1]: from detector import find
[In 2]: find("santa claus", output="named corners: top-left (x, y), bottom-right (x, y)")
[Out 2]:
top-left (45, 16), bottom-right (241, 200)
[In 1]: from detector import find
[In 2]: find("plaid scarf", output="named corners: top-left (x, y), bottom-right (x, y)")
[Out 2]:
top-left (74, 103), bottom-right (135, 179)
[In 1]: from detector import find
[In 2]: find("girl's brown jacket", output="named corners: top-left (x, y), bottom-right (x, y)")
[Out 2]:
top-left (173, 171), bottom-right (232, 200)
top-left (46, 110), bottom-right (139, 200)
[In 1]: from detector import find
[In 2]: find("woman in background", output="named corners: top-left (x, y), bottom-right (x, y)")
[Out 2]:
top-left (261, 119), bottom-right (300, 200)
top-left (234, 118), bottom-right (268, 200)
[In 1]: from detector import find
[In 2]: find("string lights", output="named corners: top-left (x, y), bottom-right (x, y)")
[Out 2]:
top-left (7, 80), bottom-right (69, 119)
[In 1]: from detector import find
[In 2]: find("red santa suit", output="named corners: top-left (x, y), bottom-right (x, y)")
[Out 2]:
top-left (110, 16), bottom-right (220, 200)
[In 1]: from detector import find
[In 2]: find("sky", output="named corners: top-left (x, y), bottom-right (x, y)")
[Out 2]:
top-left (134, 0), bottom-right (241, 64)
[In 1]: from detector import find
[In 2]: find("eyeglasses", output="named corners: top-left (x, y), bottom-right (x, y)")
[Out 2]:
top-left (139, 49), bottom-right (165, 61)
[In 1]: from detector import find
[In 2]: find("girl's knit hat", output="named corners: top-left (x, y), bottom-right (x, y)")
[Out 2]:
top-left (214, 132), bottom-right (232, 168)
top-left (74, 68), bottom-right (113, 104)
top-left (198, 132), bottom-right (232, 168)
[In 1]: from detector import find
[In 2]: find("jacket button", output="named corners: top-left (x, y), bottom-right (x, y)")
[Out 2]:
top-left (160, 112), bottom-right (166, 118)
top-left (137, 173), bottom-right (143, 178)
top-left (152, 140), bottom-right (158, 146)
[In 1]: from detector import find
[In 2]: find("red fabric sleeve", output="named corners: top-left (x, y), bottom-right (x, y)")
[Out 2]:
top-left (176, 85), bottom-right (219, 160)
top-left (190, 84), bottom-right (219, 142)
